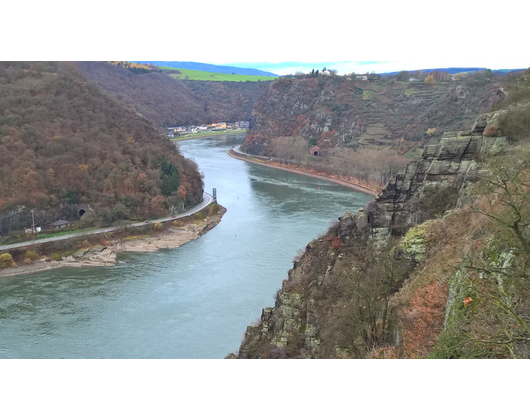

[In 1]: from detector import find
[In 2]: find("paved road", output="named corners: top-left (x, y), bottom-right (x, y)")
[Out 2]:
top-left (232, 145), bottom-right (300, 166)
top-left (232, 145), bottom-right (275, 161)
top-left (0, 192), bottom-right (215, 252)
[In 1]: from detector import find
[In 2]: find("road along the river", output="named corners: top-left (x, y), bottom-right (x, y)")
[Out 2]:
top-left (0, 192), bottom-right (214, 253)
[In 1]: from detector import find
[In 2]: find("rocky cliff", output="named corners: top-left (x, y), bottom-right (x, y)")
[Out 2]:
top-left (230, 112), bottom-right (510, 359)
top-left (365, 112), bottom-right (507, 244)
top-left (242, 73), bottom-right (504, 157)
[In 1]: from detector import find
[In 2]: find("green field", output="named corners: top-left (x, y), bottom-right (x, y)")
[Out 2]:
top-left (160, 66), bottom-right (277, 82)
top-left (173, 129), bottom-right (246, 141)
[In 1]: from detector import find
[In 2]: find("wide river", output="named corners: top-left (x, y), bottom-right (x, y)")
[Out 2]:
top-left (0, 134), bottom-right (372, 358)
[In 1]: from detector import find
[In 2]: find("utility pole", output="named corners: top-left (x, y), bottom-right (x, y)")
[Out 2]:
top-left (31, 209), bottom-right (36, 233)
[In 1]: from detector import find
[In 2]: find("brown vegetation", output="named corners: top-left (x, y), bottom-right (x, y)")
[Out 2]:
top-left (386, 148), bottom-right (530, 358)
top-left (78, 62), bottom-right (270, 127)
top-left (0, 252), bottom-right (16, 269)
top-left (0, 62), bottom-right (203, 226)
top-left (269, 136), bottom-right (409, 190)
top-left (237, 68), bottom-right (530, 359)
top-left (238, 138), bottom-right (530, 359)
top-left (244, 70), bottom-right (503, 159)
top-left (242, 71), bottom-right (506, 191)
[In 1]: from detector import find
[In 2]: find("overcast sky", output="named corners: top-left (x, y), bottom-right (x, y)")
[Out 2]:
top-left (186, 61), bottom-right (530, 75)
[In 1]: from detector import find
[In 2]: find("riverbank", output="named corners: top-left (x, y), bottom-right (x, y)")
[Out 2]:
top-left (227, 148), bottom-right (378, 197)
top-left (0, 205), bottom-right (226, 279)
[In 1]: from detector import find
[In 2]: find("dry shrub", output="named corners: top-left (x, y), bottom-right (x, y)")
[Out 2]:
top-left (368, 346), bottom-right (399, 359)
top-left (419, 185), bottom-right (460, 219)
top-left (330, 236), bottom-right (341, 249)
top-left (484, 124), bottom-right (500, 137)
top-left (386, 206), bottom-right (492, 358)
top-left (0, 252), bottom-right (17, 269)
top-left (389, 187), bottom-right (513, 358)
top-left (400, 280), bottom-right (448, 358)
top-left (25, 249), bottom-right (39, 261)
top-left (426, 127), bottom-right (436, 136)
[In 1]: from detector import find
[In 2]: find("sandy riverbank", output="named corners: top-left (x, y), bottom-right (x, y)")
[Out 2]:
top-left (227, 149), bottom-right (378, 197)
top-left (0, 206), bottom-right (226, 279)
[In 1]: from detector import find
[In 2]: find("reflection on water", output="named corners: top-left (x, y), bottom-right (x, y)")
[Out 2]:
top-left (0, 134), bottom-right (372, 358)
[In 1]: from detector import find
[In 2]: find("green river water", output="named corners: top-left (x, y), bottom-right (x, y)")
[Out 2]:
top-left (0, 134), bottom-right (372, 358)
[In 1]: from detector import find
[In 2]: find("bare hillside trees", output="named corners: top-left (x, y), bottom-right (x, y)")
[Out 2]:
top-left (269, 137), bottom-right (409, 190)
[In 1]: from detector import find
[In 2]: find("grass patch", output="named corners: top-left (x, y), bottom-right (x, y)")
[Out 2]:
top-left (366, 124), bottom-right (389, 136)
top-left (48, 250), bottom-right (76, 261)
top-left (160, 67), bottom-right (277, 82)
top-left (404, 148), bottom-right (424, 158)
top-left (362, 90), bottom-right (375, 101)
top-left (36, 226), bottom-right (99, 240)
top-left (174, 129), bottom-right (246, 141)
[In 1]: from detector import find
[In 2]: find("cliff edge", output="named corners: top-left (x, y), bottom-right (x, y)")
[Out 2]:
top-left (229, 112), bottom-right (523, 359)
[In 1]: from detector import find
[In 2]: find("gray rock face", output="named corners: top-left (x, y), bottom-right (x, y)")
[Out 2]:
top-left (242, 76), bottom-right (502, 156)
top-left (234, 112), bottom-right (508, 358)
top-left (351, 112), bottom-right (508, 242)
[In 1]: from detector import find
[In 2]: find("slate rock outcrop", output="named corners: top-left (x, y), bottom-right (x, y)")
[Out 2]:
top-left (232, 112), bottom-right (508, 358)
top-left (363, 112), bottom-right (507, 244)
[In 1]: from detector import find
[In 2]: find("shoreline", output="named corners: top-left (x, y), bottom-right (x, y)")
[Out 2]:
top-left (0, 206), bottom-right (226, 279)
top-left (227, 148), bottom-right (378, 197)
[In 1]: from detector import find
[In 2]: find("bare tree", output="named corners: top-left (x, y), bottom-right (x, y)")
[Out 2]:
top-left (444, 149), bottom-right (530, 357)
top-left (470, 151), bottom-right (530, 257)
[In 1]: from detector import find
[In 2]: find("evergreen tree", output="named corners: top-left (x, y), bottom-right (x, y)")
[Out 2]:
top-left (160, 157), bottom-right (180, 196)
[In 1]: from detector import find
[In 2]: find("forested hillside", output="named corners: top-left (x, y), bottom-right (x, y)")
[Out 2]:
top-left (0, 62), bottom-right (203, 233)
top-left (183, 79), bottom-right (271, 123)
top-left (78, 62), bottom-right (271, 127)
top-left (77, 61), bottom-right (207, 126)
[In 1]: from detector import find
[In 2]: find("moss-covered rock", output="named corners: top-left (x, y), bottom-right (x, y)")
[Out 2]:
top-left (401, 222), bottom-right (433, 262)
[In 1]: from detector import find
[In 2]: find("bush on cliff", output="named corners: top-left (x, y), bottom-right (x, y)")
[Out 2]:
top-left (418, 185), bottom-right (460, 220)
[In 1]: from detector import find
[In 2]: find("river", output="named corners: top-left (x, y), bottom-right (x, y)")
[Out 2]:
top-left (0, 134), bottom-right (372, 358)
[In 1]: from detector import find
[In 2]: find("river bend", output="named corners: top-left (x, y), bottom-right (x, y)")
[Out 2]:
top-left (0, 134), bottom-right (372, 358)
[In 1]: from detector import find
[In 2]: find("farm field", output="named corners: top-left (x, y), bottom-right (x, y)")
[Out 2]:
top-left (160, 66), bottom-right (277, 82)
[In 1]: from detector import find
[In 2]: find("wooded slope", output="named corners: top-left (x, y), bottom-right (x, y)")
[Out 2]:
top-left (78, 62), bottom-right (271, 127)
top-left (0, 62), bottom-right (203, 225)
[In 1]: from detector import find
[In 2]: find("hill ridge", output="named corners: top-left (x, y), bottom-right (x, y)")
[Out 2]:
top-left (134, 61), bottom-right (278, 77)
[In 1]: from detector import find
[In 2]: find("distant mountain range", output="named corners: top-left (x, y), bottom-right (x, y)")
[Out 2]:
top-left (134, 61), bottom-right (278, 77)
top-left (134, 62), bottom-right (525, 78)
top-left (380, 67), bottom-right (525, 76)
